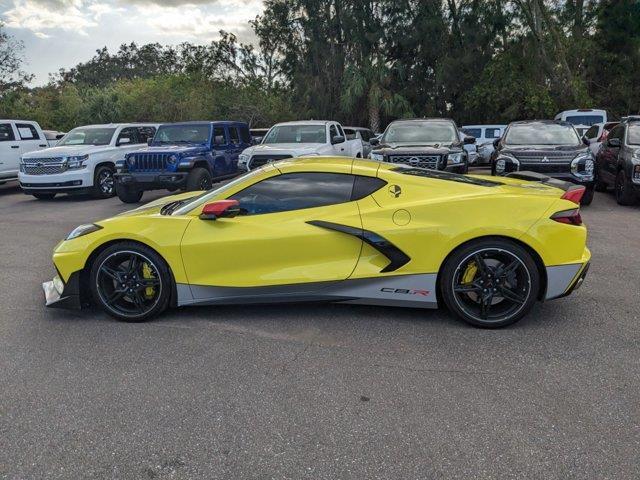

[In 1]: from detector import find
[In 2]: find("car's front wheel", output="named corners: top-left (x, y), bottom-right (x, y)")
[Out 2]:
top-left (93, 165), bottom-right (116, 199)
top-left (615, 169), bottom-right (637, 206)
top-left (186, 167), bottom-right (212, 191)
top-left (440, 238), bottom-right (540, 328)
top-left (90, 242), bottom-right (172, 322)
top-left (116, 184), bottom-right (143, 203)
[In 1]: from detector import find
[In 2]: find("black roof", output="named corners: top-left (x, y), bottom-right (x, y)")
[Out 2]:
top-left (161, 120), bottom-right (246, 126)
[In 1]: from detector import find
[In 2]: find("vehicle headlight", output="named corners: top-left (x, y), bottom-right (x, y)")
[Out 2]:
top-left (495, 154), bottom-right (519, 175)
top-left (126, 155), bottom-right (136, 167)
top-left (448, 152), bottom-right (464, 164)
top-left (238, 154), bottom-right (249, 165)
top-left (495, 159), bottom-right (506, 173)
top-left (167, 154), bottom-right (178, 165)
top-left (66, 155), bottom-right (89, 169)
top-left (571, 154), bottom-right (594, 179)
top-left (370, 152), bottom-right (384, 161)
top-left (66, 223), bottom-right (103, 240)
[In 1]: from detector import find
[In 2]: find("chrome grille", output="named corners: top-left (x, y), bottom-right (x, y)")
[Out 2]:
top-left (132, 153), bottom-right (170, 171)
top-left (512, 151), bottom-right (576, 162)
top-left (21, 157), bottom-right (66, 175)
top-left (249, 154), bottom-right (292, 170)
top-left (386, 154), bottom-right (442, 170)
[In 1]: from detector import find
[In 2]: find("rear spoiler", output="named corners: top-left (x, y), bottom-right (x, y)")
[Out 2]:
top-left (506, 171), bottom-right (585, 203)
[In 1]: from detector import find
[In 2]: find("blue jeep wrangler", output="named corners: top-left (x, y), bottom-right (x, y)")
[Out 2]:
top-left (115, 121), bottom-right (251, 203)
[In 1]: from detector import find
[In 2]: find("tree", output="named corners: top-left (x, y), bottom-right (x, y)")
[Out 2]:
top-left (0, 22), bottom-right (33, 94)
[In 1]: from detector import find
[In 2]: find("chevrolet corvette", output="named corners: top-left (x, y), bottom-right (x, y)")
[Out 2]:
top-left (44, 157), bottom-right (590, 328)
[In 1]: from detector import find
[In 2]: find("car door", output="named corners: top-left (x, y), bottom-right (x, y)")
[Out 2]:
top-left (211, 126), bottom-right (231, 175)
top-left (330, 124), bottom-right (347, 156)
top-left (600, 125), bottom-right (624, 183)
top-left (180, 172), bottom-right (363, 294)
top-left (0, 122), bottom-right (21, 178)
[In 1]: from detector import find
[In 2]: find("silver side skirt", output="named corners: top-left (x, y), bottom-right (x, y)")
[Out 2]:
top-left (176, 274), bottom-right (439, 309)
top-left (545, 264), bottom-right (582, 300)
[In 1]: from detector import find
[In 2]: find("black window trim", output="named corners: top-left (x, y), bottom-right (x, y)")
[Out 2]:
top-left (15, 123), bottom-right (41, 141)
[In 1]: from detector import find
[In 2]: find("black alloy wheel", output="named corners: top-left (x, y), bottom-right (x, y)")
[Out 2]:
top-left (93, 166), bottom-right (116, 199)
top-left (615, 169), bottom-right (637, 206)
top-left (441, 239), bottom-right (539, 328)
top-left (90, 243), bottom-right (171, 321)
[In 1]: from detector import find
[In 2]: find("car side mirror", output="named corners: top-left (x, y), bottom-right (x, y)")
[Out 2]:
top-left (147, 138), bottom-right (153, 146)
top-left (332, 135), bottom-right (345, 145)
top-left (464, 136), bottom-right (476, 145)
top-left (199, 200), bottom-right (241, 220)
top-left (493, 138), bottom-right (501, 148)
top-left (370, 137), bottom-right (379, 146)
top-left (118, 137), bottom-right (131, 145)
top-left (607, 138), bottom-right (621, 148)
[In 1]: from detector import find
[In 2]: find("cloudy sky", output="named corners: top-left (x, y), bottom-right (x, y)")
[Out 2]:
top-left (1, 0), bottom-right (264, 84)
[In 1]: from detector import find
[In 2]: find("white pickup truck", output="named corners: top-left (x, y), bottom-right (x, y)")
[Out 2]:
top-left (238, 120), bottom-right (364, 171)
top-left (19, 123), bottom-right (159, 200)
top-left (0, 120), bottom-right (53, 185)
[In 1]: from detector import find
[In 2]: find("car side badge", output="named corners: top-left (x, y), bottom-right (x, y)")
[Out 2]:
top-left (389, 185), bottom-right (402, 198)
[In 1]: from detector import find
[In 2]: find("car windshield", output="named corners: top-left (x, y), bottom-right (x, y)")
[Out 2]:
top-left (627, 124), bottom-right (640, 145)
top-left (57, 127), bottom-right (116, 146)
top-left (565, 115), bottom-right (604, 126)
top-left (383, 122), bottom-right (458, 144)
top-left (263, 125), bottom-right (326, 144)
top-left (505, 124), bottom-right (580, 146)
top-left (172, 168), bottom-right (266, 215)
top-left (154, 125), bottom-right (210, 144)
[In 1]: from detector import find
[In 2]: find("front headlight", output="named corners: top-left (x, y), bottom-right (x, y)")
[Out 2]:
top-left (571, 154), bottom-right (594, 179)
top-left (495, 153), bottom-right (519, 175)
top-left (370, 152), bottom-right (384, 161)
top-left (126, 155), bottom-right (136, 167)
top-left (448, 152), bottom-right (464, 164)
top-left (66, 155), bottom-right (89, 169)
top-left (167, 154), bottom-right (178, 165)
top-left (66, 223), bottom-right (103, 240)
top-left (238, 154), bottom-right (249, 164)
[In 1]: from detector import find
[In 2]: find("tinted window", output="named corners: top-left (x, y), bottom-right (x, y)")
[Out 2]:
top-left (352, 176), bottom-right (387, 199)
top-left (626, 125), bottom-right (640, 145)
top-left (361, 130), bottom-right (373, 142)
top-left (239, 126), bottom-right (251, 144)
top-left (329, 125), bottom-right (339, 141)
top-left (584, 125), bottom-right (599, 139)
top-left (485, 128), bottom-right (502, 139)
top-left (383, 121), bottom-right (458, 143)
top-left (263, 125), bottom-right (326, 144)
top-left (229, 126), bottom-right (240, 145)
top-left (344, 128), bottom-right (356, 140)
top-left (565, 115), bottom-right (604, 126)
top-left (58, 127), bottom-right (116, 146)
top-left (137, 126), bottom-right (156, 144)
top-left (213, 127), bottom-right (226, 145)
top-left (228, 172), bottom-right (355, 216)
top-left (336, 125), bottom-right (345, 138)
top-left (462, 128), bottom-right (481, 138)
top-left (117, 127), bottom-right (137, 145)
top-left (16, 123), bottom-right (40, 140)
top-left (609, 125), bottom-right (625, 141)
top-left (504, 123), bottom-right (580, 146)
top-left (0, 123), bottom-right (15, 142)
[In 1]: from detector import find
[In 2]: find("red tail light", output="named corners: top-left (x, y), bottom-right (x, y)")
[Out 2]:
top-left (561, 186), bottom-right (586, 204)
top-left (551, 209), bottom-right (583, 226)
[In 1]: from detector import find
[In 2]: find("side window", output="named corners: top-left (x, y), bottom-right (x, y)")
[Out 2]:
top-left (609, 125), bottom-right (624, 141)
top-left (462, 128), bottom-right (482, 138)
top-left (137, 127), bottom-right (156, 144)
top-left (16, 123), bottom-right (40, 140)
top-left (584, 125), bottom-right (598, 139)
top-left (344, 129), bottom-right (356, 140)
top-left (228, 172), bottom-right (355, 216)
top-left (239, 126), bottom-right (251, 144)
top-left (0, 123), bottom-right (15, 142)
top-left (352, 176), bottom-right (387, 200)
top-left (213, 127), bottom-right (226, 146)
top-left (485, 128), bottom-right (501, 139)
top-left (229, 126), bottom-right (240, 145)
top-left (117, 127), bottom-right (137, 146)
top-left (329, 125), bottom-right (338, 141)
top-left (336, 124), bottom-right (345, 138)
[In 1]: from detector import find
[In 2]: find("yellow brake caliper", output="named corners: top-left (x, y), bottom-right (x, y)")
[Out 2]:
top-left (142, 262), bottom-right (156, 299)
top-left (462, 262), bottom-right (478, 285)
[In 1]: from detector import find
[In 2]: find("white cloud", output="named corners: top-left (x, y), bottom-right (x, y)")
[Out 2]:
top-left (4, 0), bottom-right (99, 35)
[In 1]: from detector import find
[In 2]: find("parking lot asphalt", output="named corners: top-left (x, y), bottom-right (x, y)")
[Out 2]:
top-left (0, 175), bottom-right (639, 480)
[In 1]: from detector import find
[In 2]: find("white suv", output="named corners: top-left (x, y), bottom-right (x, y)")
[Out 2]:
top-left (19, 123), bottom-right (158, 200)
top-left (461, 125), bottom-right (506, 164)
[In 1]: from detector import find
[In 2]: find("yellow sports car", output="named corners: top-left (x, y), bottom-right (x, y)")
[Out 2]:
top-left (44, 157), bottom-right (590, 328)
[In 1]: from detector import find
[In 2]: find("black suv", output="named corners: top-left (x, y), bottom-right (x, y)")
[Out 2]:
top-left (369, 118), bottom-right (474, 174)
top-left (594, 120), bottom-right (640, 205)
top-left (491, 120), bottom-right (595, 205)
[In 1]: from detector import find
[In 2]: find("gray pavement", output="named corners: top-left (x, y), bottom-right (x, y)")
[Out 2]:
top-left (0, 177), bottom-right (639, 479)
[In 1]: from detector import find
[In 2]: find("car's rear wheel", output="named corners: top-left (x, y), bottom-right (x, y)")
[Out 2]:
top-left (615, 169), bottom-right (637, 206)
top-left (116, 184), bottom-right (143, 203)
top-left (93, 165), bottom-right (116, 199)
top-left (90, 242), bottom-right (171, 322)
top-left (186, 167), bottom-right (212, 191)
top-left (32, 192), bottom-right (56, 200)
top-left (440, 239), bottom-right (540, 328)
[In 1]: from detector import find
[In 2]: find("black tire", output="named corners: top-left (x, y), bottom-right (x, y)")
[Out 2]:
top-left (89, 242), bottom-right (172, 322)
top-left (32, 192), bottom-right (56, 200)
top-left (440, 238), bottom-right (540, 328)
top-left (580, 185), bottom-right (594, 206)
top-left (615, 169), bottom-right (637, 206)
top-left (116, 184), bottom-right (143, 204)
top-left (594, 176), bottom-right (608, 192)
top-left (93, 165), bottom-right (116, 199)
top-left (186, 167), bottom-right (212, 191)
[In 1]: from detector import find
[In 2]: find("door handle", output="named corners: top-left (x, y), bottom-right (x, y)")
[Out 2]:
top-left (39, 144), bottom-right (47, 147)
top-left (11, 145), bottom-right (19, 149)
